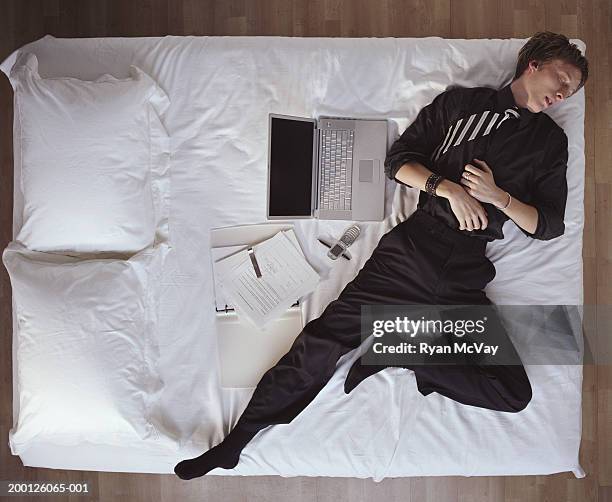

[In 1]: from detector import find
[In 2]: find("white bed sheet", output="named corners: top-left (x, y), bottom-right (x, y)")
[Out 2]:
top-left (1, 35), bottom-right (586, 480)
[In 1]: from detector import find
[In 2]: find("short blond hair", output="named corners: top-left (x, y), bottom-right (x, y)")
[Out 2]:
top-left (514, 31), bottom-right (589, 93)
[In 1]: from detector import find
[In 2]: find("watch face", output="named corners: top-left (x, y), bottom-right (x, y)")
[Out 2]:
top-left (330, 244), bottom-right (344, 256)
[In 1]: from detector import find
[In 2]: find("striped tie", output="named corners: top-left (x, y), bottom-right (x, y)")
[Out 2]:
top-left (432, 106), bottom-right (520, 162)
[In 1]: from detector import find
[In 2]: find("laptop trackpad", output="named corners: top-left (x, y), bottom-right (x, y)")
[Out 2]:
top-left (359, 159), bottom-right (379, 183)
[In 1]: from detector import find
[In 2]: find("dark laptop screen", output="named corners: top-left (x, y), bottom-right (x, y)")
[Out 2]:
top-left (269, 116), bottom-right (315, 217)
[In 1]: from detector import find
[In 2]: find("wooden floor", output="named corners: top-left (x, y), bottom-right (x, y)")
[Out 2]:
top-left (0, 1), bottom-right (610, 501)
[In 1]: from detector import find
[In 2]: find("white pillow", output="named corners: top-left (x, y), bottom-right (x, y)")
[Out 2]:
top-left (3, 242), bottom-right (170, 453)
top-left (10, 52), bottom-right (170, 253)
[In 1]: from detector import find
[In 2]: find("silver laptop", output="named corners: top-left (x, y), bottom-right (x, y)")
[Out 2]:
top-left (267, 114), bottom-right (387, 221)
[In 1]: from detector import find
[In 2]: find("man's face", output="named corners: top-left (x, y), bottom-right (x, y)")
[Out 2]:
top-left (522, 58), bottom-right (583, 113)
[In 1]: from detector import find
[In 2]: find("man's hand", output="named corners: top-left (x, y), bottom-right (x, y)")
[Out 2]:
top-left (444, 183), bottom-right (489, 231)
top-left (437, 179), bottom-right (488, 230)
top-left (393, 160), bottom-right (494, 231)
top-left (459, 159), bottom-right (508, 207)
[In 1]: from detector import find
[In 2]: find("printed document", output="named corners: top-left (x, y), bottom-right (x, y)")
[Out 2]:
top-left (216, 230), bottom-right (319, 328)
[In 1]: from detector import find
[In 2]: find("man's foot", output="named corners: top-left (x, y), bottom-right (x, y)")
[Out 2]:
top-left (174, 444), bottom-right (240, 480)
top-left (174, 426), bottom-right (259, 480)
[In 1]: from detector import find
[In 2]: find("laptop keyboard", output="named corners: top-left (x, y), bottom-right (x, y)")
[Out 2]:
top-left (319, 129), bottom-right (354, 210)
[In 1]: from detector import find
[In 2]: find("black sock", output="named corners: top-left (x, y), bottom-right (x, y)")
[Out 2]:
top-left (174, 426), bottom-right (259, 480)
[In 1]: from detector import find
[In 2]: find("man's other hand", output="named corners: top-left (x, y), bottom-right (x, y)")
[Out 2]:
top-left (440, 180), bottom-right (489, 231)
top-left (459, 159), bottom-right (508, 208)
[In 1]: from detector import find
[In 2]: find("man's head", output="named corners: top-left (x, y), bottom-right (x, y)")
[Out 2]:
top-left (512, 31), bottom-right (589, 113)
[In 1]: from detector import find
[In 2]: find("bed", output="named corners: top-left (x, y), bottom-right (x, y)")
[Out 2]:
top-left (0, 34), bottom-right (586, 480)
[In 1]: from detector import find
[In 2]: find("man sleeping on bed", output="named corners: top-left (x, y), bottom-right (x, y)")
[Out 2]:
top-left (175, 31), bottom-right (589, 480)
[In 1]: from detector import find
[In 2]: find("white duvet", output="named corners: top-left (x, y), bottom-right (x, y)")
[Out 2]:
top-left (1, 35), bottom-right (586, 479)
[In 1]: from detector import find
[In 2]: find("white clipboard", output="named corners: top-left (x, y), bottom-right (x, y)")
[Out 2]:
top-left (210, 223), bottom-right (305, 389)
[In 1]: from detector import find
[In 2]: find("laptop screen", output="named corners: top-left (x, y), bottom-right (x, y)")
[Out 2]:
top-left (269, 116), bottom-right (315, 217)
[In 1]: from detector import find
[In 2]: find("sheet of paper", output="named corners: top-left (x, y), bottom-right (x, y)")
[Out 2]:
top-left (211, 245), bottom-right (247, 310)
top-left (219, 230), bottom-right (319, 328)
top-left (211, 229), bottom-right (304, 311)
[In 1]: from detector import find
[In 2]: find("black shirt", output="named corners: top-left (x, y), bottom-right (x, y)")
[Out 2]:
top-left (384, 83), bottom-right (569, 241)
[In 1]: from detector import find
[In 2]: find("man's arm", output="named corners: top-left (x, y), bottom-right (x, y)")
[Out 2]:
top-left (513, 130), bottom-right (569, 240)
top-left (384, 89), bottom-right (457, 187)
top-left (497, 195), bottom-right (539, 235)
top-left (395, 160), bottom-right (489, 231)
top-left (385, 89), bottom-right (489, 231)
top-left (394, 160), bottom-right (459, 198)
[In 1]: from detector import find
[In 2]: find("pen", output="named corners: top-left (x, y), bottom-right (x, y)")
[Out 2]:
top-left (317, 238), bottom-right (351, 261)
top-left (247, 246), bottom-right (262, 278)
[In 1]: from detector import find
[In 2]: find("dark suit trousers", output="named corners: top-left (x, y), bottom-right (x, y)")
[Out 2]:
top-left (232, 208), bottom-right (533, 437)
